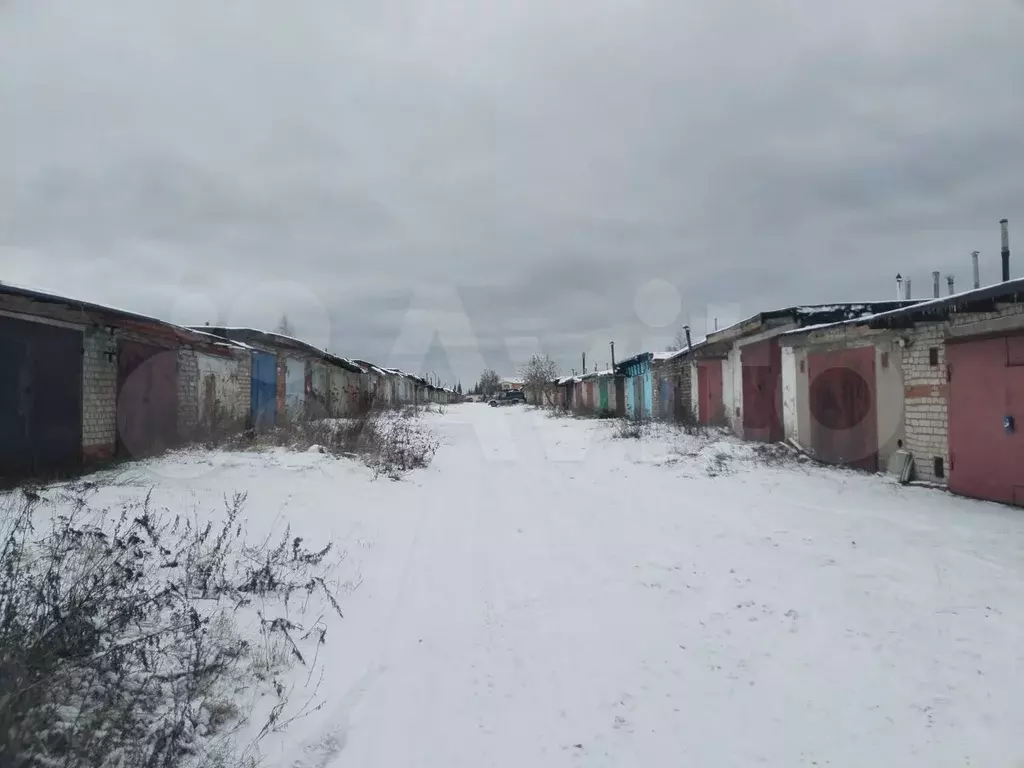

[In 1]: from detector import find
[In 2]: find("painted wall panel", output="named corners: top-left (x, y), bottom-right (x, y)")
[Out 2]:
top-left (196, 351), bottom-right (248, 430)
top-left (284, 357), bottom-right (306, 420)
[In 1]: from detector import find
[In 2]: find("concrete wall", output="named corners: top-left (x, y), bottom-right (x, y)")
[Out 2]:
top-left (781, 345), bottom-right (799, 443)
top-left (723, 347), bottom-right (742, 435)
top-left (690, 361), bottom-right (699, 417)
top-left (782, 328), bottom-right (906, 471)
top-left (82, 326), bottom-right (118, 461)
top-left (875, 342), bottom-right (906, 467)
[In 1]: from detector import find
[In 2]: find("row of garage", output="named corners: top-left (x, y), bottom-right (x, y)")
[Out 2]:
top-left (682, 283), bottom-right (1024, 506)
top-left (0, 285), bottom-right (456, 481)
top-left (548, 281), bottom-right (1024, 507)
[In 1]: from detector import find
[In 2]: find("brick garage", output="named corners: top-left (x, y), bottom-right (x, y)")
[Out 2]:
top-left (651, 350), bottom-right (694, 422)
top-left (82, 326), bottom-right (118, 461)
top-left (869, 283), bottom-right (1024, 492)
top-left (779, 322), bottom-right (906, 472)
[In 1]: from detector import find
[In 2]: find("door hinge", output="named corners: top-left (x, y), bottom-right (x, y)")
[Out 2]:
top-left (949, 453), bottom-right (955, 471)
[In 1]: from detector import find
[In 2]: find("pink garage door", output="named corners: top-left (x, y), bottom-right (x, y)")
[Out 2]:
top-left (947, 334), bottom-right (1024, 506)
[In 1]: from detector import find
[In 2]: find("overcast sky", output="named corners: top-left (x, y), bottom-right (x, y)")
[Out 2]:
top-left (2, 0), bottom-right (1023, 385)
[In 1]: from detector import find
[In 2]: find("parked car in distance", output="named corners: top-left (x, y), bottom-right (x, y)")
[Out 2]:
top-left (489, 390), bottom-right (526, 407)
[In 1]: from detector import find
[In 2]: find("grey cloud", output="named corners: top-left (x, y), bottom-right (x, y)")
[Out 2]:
top-left (2, 0), bottom-right (1023, 382)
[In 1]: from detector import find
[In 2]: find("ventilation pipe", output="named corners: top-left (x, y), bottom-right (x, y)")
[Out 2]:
top-left (932, 271), bottom-right (941, 298)
top-left (684, 325), bottom-right (693, 351)
top-left (972, 251), bottom-right (981, 289)
top-left (896, 273), bottom-right (903, 300)
top-left (947, 275), bottom-right (955, 295)
top-left (1001, 218), bottom-right (1010, 282)
top-left (905, 278), bottom-right (912, 299)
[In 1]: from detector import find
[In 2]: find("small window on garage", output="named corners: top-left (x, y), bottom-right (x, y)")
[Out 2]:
top-left (881, 351), bottom-right (889, 369)
top-left (929, 347), bottom-right (939, 366)
top-left (1007, 335), bottom-right (1024, 367)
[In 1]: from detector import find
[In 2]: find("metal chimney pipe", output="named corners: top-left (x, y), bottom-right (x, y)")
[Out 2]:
top-left (947, 275), bottom-right (955, 295)
top-left (896, 273), bottom-right (903, 300)
top-left (932, 271), bottom-right (940, 298)
top-left (582, 352), bottom-right (586, 374)
top-left (609, 341), bottom-right (615, 369)
top-left (684, 325), bottom-right (693, 351)
top-left (1000, 218), bottom-right (1010, 282)
top-left (972, 251), bottom-right (981, 289)
top-left (905, 278), bottom-right (912, 299)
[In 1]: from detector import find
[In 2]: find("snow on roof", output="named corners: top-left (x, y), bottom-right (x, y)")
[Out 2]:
top-left (1, 280), bottom-right (169, 325)
top-left (556, 375), bottom-right (580, 385)
top-left (352, 359), bottom-right (388, 377)
top-left (868, 277), bottom-right (1024, 326)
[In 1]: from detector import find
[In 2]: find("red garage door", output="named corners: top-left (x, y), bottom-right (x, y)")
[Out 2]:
top-left (741, 340), bottom-right (783, 442)
top-left (697, 359), bottom-right (724, 425)
top-left (947, 335), bottom-right (1024, 506)
top-left (807, 346), bottom-right (878, 472)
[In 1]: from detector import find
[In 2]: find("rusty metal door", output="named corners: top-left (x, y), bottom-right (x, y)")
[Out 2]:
top-left (698, 359), bottom-right (724, 425)
top-left (117, 341), bottom-right (179, 458)
top-left (740, 340), bottom-right (783, 442)
top-left (0, 317), bottom-right (83, 478)
top-left (614, 376), bottom-right (625, 417)
top-left (948, 335), bottom-right (1024, 505)
top-left (807, 347), bottom-right (878, 472)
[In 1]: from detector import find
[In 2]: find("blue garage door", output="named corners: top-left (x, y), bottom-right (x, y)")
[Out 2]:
top-left (251, 352), bottom-right (277, 429)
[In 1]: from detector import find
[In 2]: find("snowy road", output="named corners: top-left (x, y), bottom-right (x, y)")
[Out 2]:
top-left (128, 406), bottom-right (1024, 766)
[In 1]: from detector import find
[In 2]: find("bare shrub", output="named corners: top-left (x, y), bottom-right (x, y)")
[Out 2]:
top-left (612, 418), bottom-right (653, 440)
top-left (705, 449), bottom-right (733, 477)
top-left (210, 405), bottom-right (439, 480)
top-left (0, 486), bottom-right (342, 768)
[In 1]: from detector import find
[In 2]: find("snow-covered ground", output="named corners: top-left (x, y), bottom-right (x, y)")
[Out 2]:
top-left (79, 406), bottom-right (1024, 766)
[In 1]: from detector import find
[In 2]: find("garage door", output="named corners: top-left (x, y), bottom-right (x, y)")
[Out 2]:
top-left (807, 346), bottom-right (878, 472)
top-left (741, 340), bottom-right (783, 442)
top-left (947, 334), bottom-right (1024, 506)
top-left (697, 359), bottom-right (724, 426)
top-left (0, 317), bottom-right (83, 478)
top-left (117, 341), bottom-right (179, 458)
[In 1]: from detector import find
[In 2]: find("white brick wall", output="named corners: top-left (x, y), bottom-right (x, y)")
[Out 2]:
top-left (82, 327), bottom-right (117, 459)
top-left (177, 348), bottom-right (200, 439)
top-left (902, 323), bottom-right (948, 483)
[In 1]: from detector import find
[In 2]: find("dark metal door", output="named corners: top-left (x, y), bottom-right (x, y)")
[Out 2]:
top-left (250, 352), bottom-right (277, 429)
top-left (807, 347), bottom-right (878, 472)
top-left (741, 340), bottom-right (783, 442)
top-left (0, 317), bottom-right (83, 478)
top-left (599, 379), bottom-right (609, 411)
top-left (117, 341), bottom-right (179, 458)
top-left (948, 335), bottom-right (1024, 505)
top-left (614, 376), bottom-right (625, 417)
